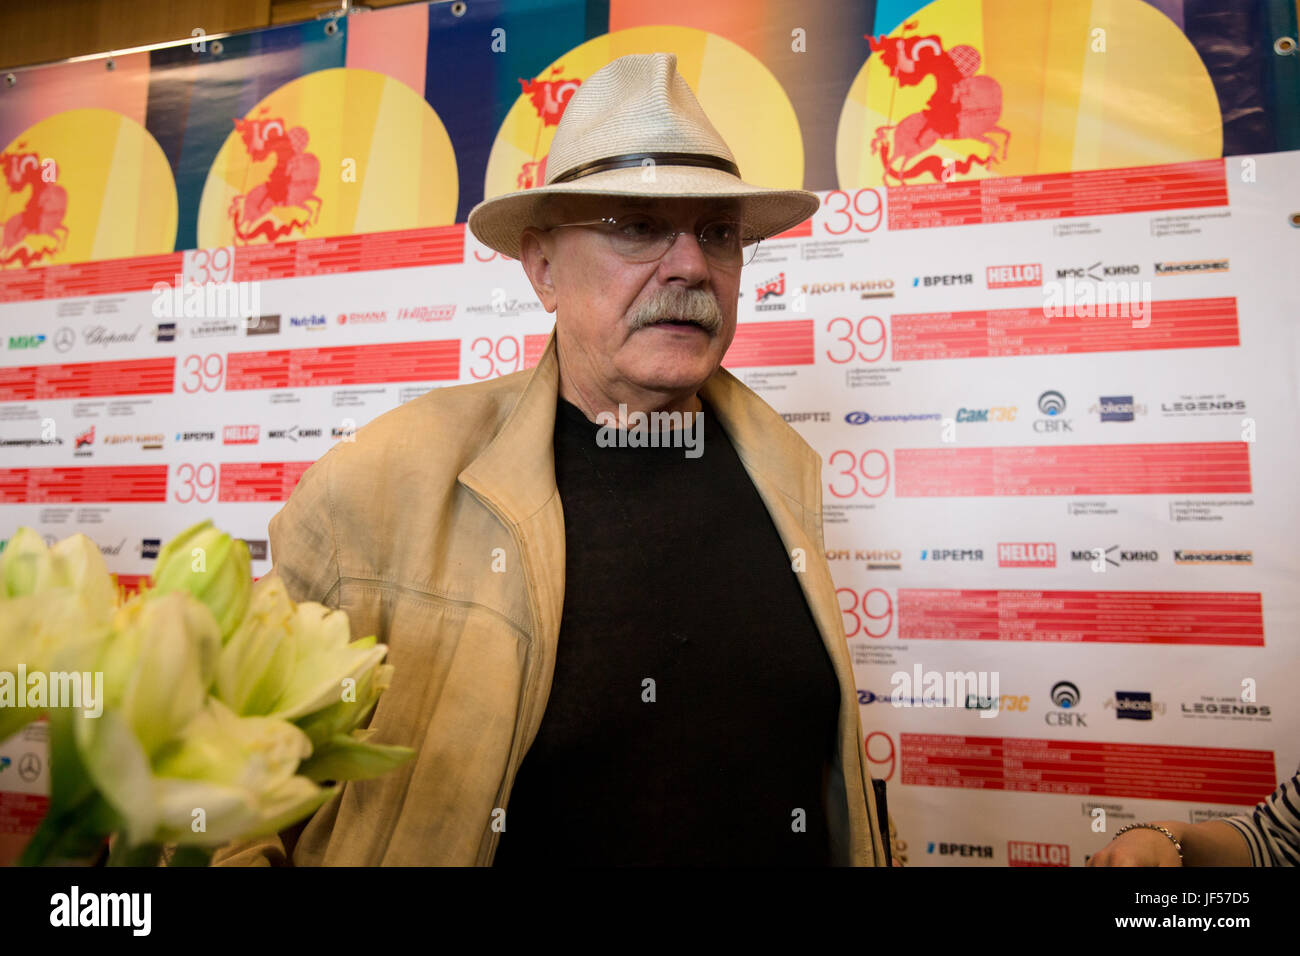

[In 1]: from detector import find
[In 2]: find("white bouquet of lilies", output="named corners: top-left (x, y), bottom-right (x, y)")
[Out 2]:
top-left (0, 520), bottom-right (412, 866)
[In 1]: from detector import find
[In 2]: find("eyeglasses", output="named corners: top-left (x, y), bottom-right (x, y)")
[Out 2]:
top-left (546, 214), bottom-right (763, 266)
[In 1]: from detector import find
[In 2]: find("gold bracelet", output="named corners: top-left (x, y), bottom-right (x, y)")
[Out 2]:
top-left (1113, 822), bottom-right (1184, 861)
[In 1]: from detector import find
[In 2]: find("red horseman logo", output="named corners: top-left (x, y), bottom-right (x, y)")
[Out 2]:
top-left (1, 145), bottom-right (69, 267)
top-left (227, 111), bottom-right (322, 243)
top-left (515, 66), bottom-right (582, 189)
top-left (867, 22), bottom-right (1009, 185)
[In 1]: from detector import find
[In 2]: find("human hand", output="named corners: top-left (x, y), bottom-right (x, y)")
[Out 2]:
top-left (1088, 826), bottom-right (1182, 867)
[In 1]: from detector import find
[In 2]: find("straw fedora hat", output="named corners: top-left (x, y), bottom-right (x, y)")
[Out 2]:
top-left (467, 52), bottom-right (819, 260)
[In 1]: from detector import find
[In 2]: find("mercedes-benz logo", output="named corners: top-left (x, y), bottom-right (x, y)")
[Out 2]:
top-left (18, 752), bottom-right (41, 782)
top-left (53, 327), bottom-right (75, 352)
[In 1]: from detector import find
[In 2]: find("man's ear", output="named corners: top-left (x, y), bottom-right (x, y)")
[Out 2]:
top-left (519, 228), bottom-right (558, 314)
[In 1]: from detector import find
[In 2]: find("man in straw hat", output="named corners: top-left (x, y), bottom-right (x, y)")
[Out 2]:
top-left (215, 52), bottom-right (890, 867)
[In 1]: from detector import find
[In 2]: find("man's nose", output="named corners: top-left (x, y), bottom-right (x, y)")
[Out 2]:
top-left (657, 228), bottom-right (711, 280)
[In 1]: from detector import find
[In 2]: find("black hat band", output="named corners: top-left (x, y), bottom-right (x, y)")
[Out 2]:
top-left (548, 151), bottom-right (741, 185)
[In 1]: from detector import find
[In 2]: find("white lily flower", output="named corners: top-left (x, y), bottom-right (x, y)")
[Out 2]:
top-left (152, 520), bottom-right (251, 642)
top-left (99, 591), bottom-right (221, 760)
top-left (149, 698), bottom-right (334, 846)
top-left (215, 576), bottom-right (388, 723)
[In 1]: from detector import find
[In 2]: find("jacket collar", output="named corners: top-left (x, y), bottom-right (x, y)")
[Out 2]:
top-left (457, 331), bottom-right (564, 527)
top-left (699, 364), bottom-right (822, 518)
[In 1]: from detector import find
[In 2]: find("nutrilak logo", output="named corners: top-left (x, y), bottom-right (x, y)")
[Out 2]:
top-left (50, 886), bottom-right (150, 935)
top-left (891, 664), bottom-right (1001, 717)
top-left (0, 666), bottom-right (103, 718)
top-left (595, 404), bottom-right (703, 459)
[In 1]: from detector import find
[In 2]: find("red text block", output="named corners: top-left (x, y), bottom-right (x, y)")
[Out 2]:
top-left (0, 358), bottom-right (175, 401)
top-left (0, 226), bottom-right (465, 303)
top-left (0, 252), bottom-right (184, 303)
top-left (894, 442), bottom-right (1251, 496)
top-left (0, 465), bottom-right (168, 503)
top-left (723, 319), bottom-right (815, 368)
top-left (524, 333), bottom-right (549, 369)
top-left (225, 340), bottom-right (459, 390)
top-left (233, 224), bottom-right (464, 282)
top-left (898, 588), bottom-right (1264, 646)
top-left (891, 298), bottom-right (1238, 361)
top-left (901, 734), bottom-right (1276, 805)
top-left (887, 159), bottom-right (1228, 230)
top-left (0, 791), bottom-right (49, 836)
top-left (218, 461), bottom-right (313, 502)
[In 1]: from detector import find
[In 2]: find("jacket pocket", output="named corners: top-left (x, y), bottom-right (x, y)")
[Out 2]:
top-left (323, 587), bottom-right (529, 864)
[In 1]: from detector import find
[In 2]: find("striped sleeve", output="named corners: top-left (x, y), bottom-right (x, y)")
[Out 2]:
top-left (1220, 767), bottom-right (1300, 867)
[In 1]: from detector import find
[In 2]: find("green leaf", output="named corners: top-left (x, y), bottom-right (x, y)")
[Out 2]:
top-left (167, 845), bottom-right (215, 867)
top-left (297, 735), bottom-right (415, 783)
top-left (17, 792), bottom-right (117, 866)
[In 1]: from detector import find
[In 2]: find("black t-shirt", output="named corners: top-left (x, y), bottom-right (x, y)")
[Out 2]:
top-left (491, 396), bottom-right (841, 866)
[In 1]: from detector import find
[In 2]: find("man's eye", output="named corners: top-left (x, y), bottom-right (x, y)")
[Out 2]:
top-left (700, 222), bottom-right (739, 244)
top-left (615, 217), bottom-right (664, 239)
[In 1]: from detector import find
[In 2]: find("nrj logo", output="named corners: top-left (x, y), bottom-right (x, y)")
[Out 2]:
top-left (595, 404), bottom-right (703, 459)
top-left (755, 273), bottom-right (785, 300)
top-left (890, 664), bottom-right (1001, 717)
top-left (151, 273), bottom-right (261, 322)
top-left (754, 273), bottom-right (786, 311)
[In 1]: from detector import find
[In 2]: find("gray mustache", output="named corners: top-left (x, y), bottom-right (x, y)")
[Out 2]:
top-left (629, 289), bottom-right (723, 333)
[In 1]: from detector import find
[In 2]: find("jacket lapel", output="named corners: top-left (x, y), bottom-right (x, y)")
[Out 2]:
top-left (457, 332), bottom-right (568, 757)
top-left (702, 366), bottom-right (880, 866)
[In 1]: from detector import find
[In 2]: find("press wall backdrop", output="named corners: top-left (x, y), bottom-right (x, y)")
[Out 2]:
top-left (2, 0), bottom-right (1299, 866)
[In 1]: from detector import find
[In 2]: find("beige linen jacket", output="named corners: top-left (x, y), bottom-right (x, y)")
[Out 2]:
top-left (214, 330), bottom-right (887, 866)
